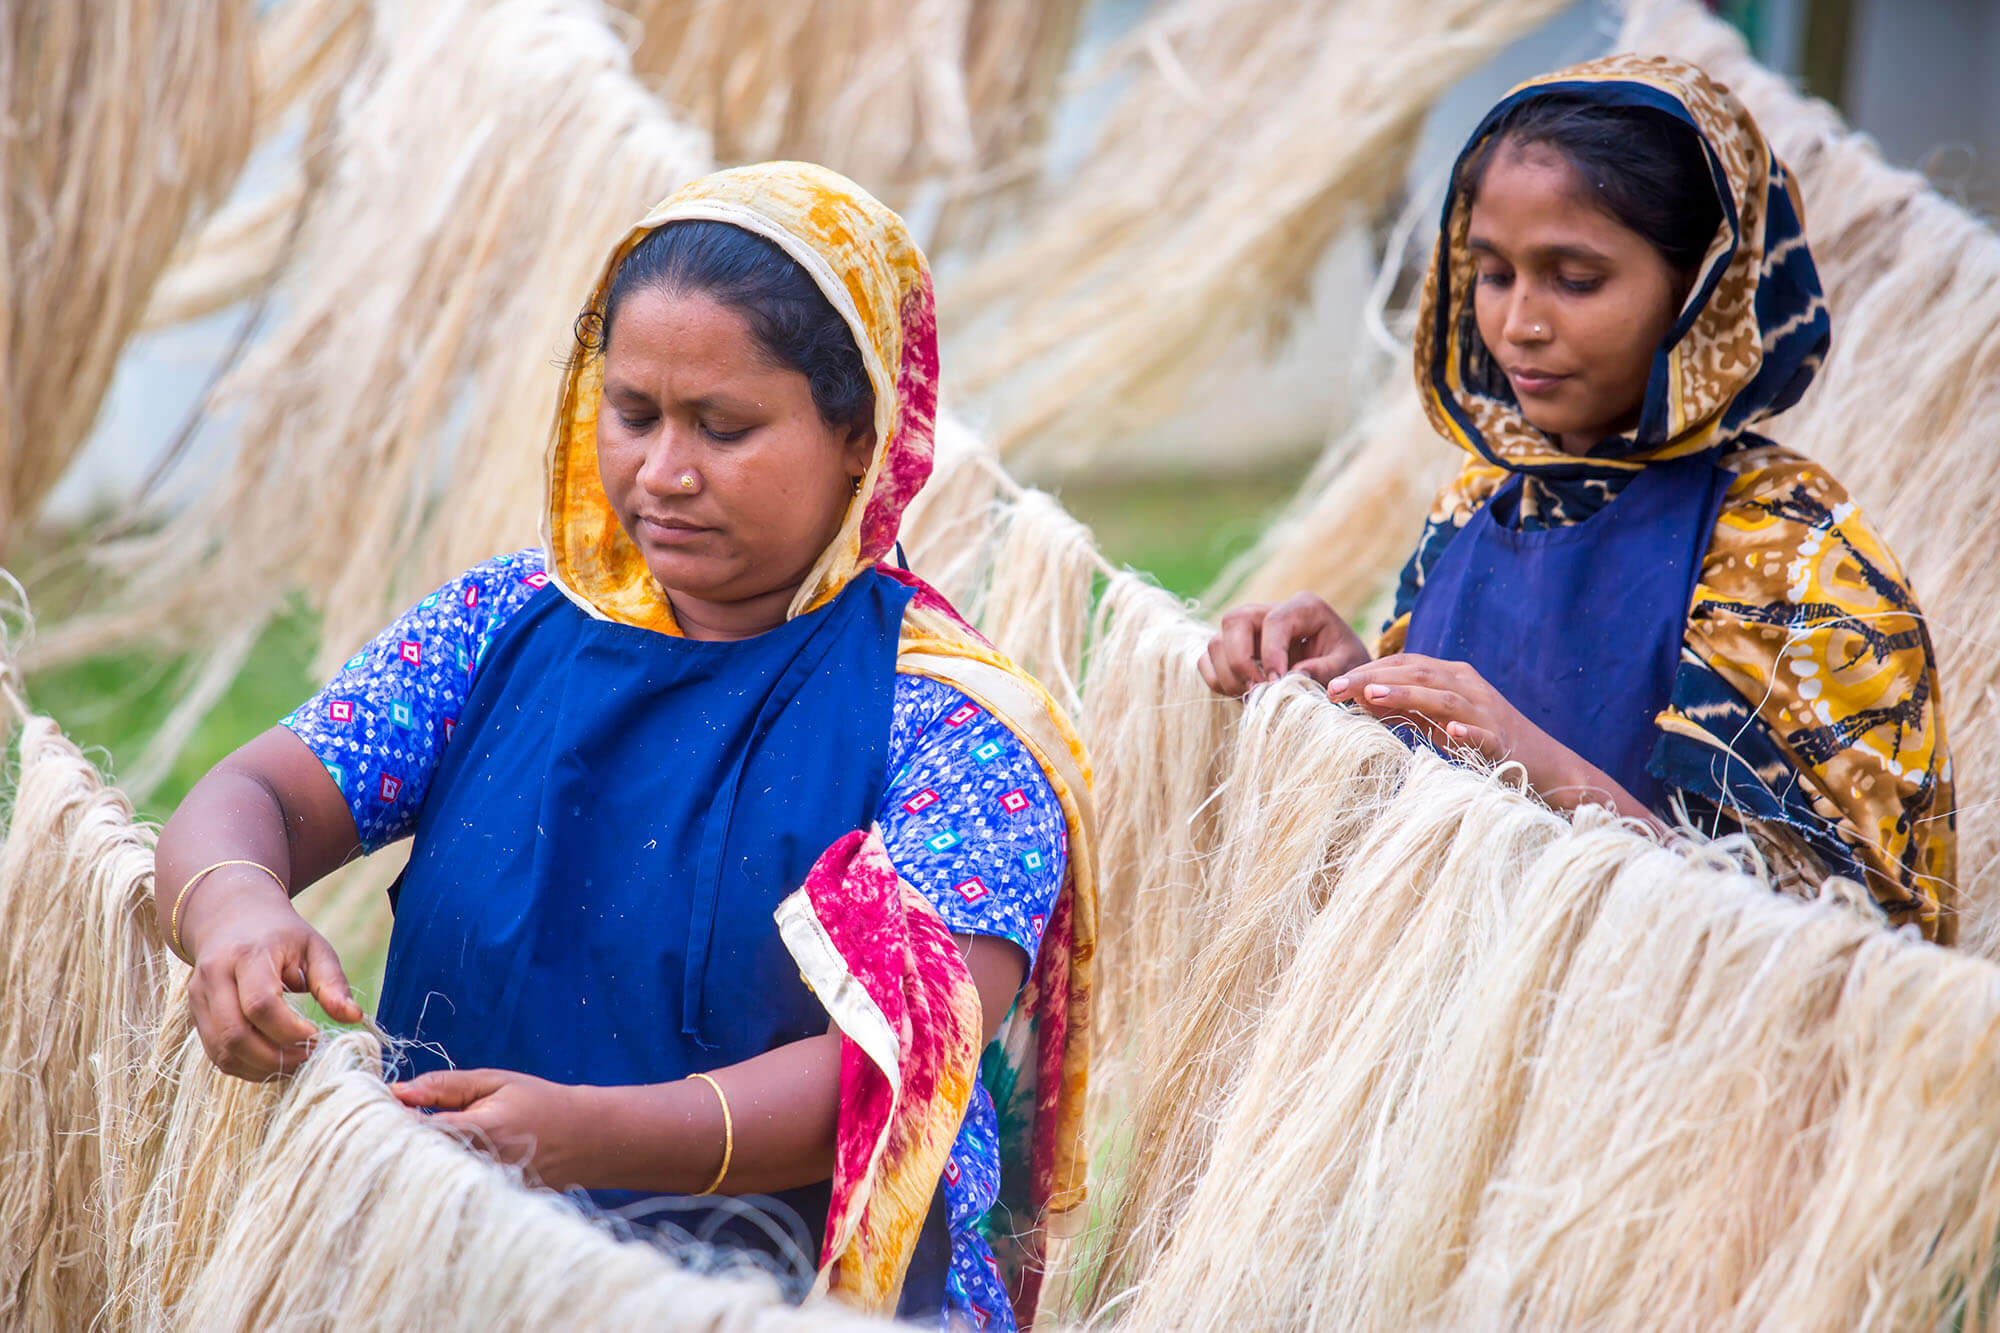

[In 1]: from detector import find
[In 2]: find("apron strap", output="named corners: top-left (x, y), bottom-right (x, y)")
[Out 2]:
top-left (681, 590), bottom-right (871, 1041)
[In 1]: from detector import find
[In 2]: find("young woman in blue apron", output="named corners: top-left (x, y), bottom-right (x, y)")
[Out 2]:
top-left (1200, 57), bottom-right (1955, 940)
top-left (151, 165), bottom-right (1096, 1330)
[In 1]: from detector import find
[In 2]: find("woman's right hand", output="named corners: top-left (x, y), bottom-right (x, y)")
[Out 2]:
top-left (1199, 593), bottom-right (1372, 698)
top-left (155, 727), bottom-right (368, 1081)
top-left (183, 872), bottom-right (361, 1080)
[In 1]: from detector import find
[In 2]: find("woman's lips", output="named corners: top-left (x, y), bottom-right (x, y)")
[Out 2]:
top-left (639, 516), bottom-right (712, 545)
top-left (1508, 367), bottom-right (1569, 396)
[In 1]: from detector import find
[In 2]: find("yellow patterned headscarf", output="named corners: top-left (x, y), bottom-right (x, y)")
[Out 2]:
top-left (543, 162), bottom-right (941, 630)
top-left (1386, 56), bottom-right (1956, 939)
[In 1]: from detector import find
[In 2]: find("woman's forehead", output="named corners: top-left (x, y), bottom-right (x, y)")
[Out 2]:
top-left (603, 290), bottom-right (781, 376)
top-left (1468, 150), bottom-right (1647, 257)
top-left (602, 308), bottom-right (807, 414)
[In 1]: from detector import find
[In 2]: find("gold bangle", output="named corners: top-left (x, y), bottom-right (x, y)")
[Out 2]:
top-left (169, 859), bottom-right (286, 963)
top-left (687, 1072), bottom-right (733, 1196)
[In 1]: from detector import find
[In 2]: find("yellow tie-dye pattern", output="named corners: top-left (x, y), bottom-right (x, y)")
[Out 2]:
top-left (1681, 447), bottom-right (1954, 936)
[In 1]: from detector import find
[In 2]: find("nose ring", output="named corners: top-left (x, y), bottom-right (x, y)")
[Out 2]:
top-left (679, 473), bottom-right (696, 491)
top-left (1530, 323), bottom-right (1549, 339)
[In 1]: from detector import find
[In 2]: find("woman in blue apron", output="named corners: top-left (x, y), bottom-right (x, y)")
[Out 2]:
top-left (1200, 56), bottom-right (1955, 941)
top-left (151, 164), bottom-right (1097, 1330)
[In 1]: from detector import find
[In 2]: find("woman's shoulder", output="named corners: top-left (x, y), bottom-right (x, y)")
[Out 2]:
top-left (1716, 442), bottom-right (1885, 539)
top-left (888, 673), bottom-right (1027, 768)
top-left (1425, 460), bottom-right (1512, 527)
top-left (886, 673), bottom-right (1062, 806)
top-left (406, 548), bottom-right (553, 636)
top-left (330, 549), bottom-right (552, 687)
top-left (453, 547), bottom-right (550, 600)
top-left (1719, 441), bottom-right (1854, 506)
top-left (1707, 443), bottom-right (1918, 611)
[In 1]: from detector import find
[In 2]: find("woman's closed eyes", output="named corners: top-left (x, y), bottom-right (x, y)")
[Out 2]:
top-left (1473, 266), bottom-right (1607, 296)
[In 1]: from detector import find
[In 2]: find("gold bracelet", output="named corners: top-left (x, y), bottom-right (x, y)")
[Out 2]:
top-left (169, 859), bottom-right (286, 963)
top-left (687, 1072), bottom-right (733, 1196)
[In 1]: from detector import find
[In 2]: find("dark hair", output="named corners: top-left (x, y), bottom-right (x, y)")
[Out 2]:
top-left (1460, 95), bottom-right (1725, 275)
top-left (579, 220), bottom-right (875, 436)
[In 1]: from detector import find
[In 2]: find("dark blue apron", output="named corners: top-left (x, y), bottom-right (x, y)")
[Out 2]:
top-left (1403, 454), bottom-right (1732, 814)
top-left (376, 568), bottom-right (948, 1302)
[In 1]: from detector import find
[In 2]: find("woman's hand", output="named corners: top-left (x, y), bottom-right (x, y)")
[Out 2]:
top-left (157, 726), bottom-right (367, 1081)
top-left (185, 878), bottom-right (361, 1081)
top-left (1329, 653), bottom-right (1658, 821)
top-left (1200, 593), bottom-right (1371, 697)
top-left (394, 1069), bottom-right (607, 1190)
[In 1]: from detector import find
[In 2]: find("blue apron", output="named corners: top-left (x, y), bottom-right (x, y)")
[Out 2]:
top-left (1403, 454), bottom-right (1732, 814)
top-left (377, 568), bottom-right (948, 1300)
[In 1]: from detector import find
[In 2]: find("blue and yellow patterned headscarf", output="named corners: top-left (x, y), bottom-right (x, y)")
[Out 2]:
top-left (1384, 55), bottom-right (1956, 940)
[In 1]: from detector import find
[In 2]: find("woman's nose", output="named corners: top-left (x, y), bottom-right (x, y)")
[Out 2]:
top-left (1503, 292), bottom-right (1551, 347)
top-left (634, 427), bottom-right (695, 497)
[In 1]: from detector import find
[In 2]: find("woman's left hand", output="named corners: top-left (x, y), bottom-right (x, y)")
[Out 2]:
top-left (1328, 653), bottom-right (1641, 816)
top-left (393, 1068), bottom-right (604, 1190)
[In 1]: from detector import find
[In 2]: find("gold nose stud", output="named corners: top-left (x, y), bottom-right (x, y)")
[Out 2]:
top-left (679, 474), bottom-right (697, 491)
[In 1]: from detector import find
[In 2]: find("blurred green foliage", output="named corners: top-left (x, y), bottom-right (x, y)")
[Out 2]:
top-left (26, 603), bottom-right (321, 822)
top-left (1059, 466), bottom-right (1301, 604)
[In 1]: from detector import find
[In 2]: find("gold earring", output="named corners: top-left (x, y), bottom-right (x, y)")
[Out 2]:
top-left (851, 475), bottom-right (863, 496)
top-left (679, 473), bottom-right (697, 491)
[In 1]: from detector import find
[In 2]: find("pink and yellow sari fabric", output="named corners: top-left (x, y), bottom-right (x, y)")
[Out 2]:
top-left (541, 162), bottom-right (1096, 1322)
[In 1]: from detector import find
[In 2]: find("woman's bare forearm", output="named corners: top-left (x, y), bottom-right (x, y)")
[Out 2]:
top-left (578, 1033), bottom-right (844, 1195)
top-left (559, 934), bottom-right (1030, 1195)
top-left (156, 767), bottom-right (300, 955)
top-left (153, 727), bottom-right (362, 957)
top-left (156, 728), bottom-right (367, 1074)
top-left (1543, 750), bottom-right (1671, 834)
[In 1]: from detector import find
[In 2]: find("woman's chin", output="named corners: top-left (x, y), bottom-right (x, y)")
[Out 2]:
top-left (645, 552), bottom-right (805, 615)
top-left (642, 549), bottom-right (734, 599)
top-left (1515, 406), bottom-right (1576, 440)
top-left (1518, 408), bottom-right (1613, 449)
